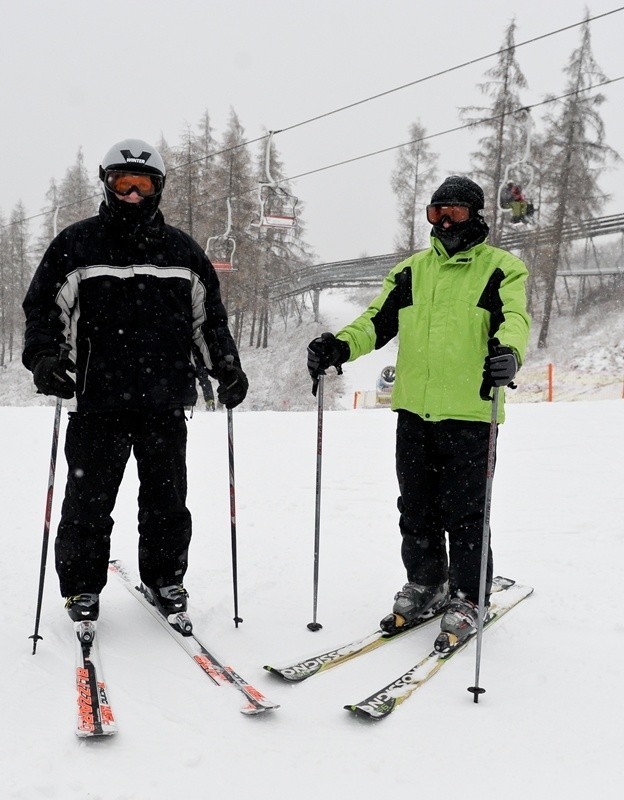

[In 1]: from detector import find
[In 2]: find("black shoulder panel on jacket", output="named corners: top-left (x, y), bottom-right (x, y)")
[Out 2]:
top-left (372, 265), bottom-right (413, 349)
top-left (477, 267), bottom-right (505, 338)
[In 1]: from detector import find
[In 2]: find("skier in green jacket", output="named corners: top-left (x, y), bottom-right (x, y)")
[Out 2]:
top-left (307, 175), bottom-right (530, 651)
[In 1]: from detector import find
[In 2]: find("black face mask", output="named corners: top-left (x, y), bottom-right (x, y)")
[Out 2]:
top-left (432, 214), bottom-right (489, 256)
top-left (103, 186), bottom-right (161, 229)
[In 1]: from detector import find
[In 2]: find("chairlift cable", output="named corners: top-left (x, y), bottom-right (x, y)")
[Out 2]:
top-left (171, 6), bottom-right (624, 173)
top-left (3, 73), bottom-right (623, 231)
top-left (281, 77), bottom-right (623, 185)
top-left (278, 7), bottom-right (624, 134)
top-left (136, 77), bottom-right (624, 214)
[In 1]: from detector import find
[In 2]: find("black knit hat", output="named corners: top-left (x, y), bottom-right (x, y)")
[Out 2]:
top-left (430, 175), bottom-right (484, 210)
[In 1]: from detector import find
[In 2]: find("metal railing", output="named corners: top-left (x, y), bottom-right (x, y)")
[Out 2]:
top-left (499, 213), bottom-right (624, 251)
top-left (270, 213), bottom-right (624, 301)
top-left (269, 252), bottom-right (409, 300)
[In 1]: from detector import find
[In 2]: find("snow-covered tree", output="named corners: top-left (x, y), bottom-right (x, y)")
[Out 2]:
top-left (536, 16), bottom-right (620, 347)
top-left (55, 148), bottom-right (99, 231)
top-left (0, 202), bottom-right (31, 364)
top-left (459, 20), bottom-right (529, 244)
top-left (390, 121), bottom-right (438, 251)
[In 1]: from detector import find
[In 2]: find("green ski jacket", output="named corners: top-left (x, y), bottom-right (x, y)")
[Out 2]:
top-left (336, 237), bottom-right (531, 423)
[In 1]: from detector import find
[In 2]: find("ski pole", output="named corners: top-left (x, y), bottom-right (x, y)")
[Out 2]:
top-left (30, 394), bottom-right (64, 654)
top-left (468, 386), bottom-right (500, 701)
top-left (219, 354), bottom-right (242, 627)
top-left (227, 405), bottom-right (243, 627)
top-left (308, 373), bottom-right (324, 631)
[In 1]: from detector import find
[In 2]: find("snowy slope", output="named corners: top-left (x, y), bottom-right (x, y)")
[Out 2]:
top-left (4, 286), bottom-right (624, 411)
top-left (2, 397), bottom-right (624, 800)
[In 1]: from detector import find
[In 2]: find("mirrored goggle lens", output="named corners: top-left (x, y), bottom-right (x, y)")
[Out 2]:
top-left (426, 204), bottom-right (471, 224)
top-left (106, 171), bottom-right (161, 197)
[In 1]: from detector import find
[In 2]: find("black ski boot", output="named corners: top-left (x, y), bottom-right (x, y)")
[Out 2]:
top-left (65, 593), bottom-right (100, 622)
top-left (146, 584), bottom-right (192, 634)
top-left (380, 580), bottom-right (449, 635)
top-left (434, 597), bottom-right (485, 653)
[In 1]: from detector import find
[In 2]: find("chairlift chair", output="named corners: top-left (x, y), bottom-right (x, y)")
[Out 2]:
top-left (255, 131), bottom-right (298, 229)
top-left (206, 196), bottom-right (238, 271)
top-left (207, 234), bottom-right (237, 271)
top-left (258, 183), bottom-right (298, 228)
top-left (497, 108), bottom-right (536, 224)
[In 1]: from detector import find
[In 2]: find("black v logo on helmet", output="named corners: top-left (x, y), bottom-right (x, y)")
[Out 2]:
top-left (119, 150), bottom-right (151, 165)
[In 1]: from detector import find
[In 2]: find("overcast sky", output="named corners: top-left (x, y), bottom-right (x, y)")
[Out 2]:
top-left (1, 0), bottom-right (622, 262)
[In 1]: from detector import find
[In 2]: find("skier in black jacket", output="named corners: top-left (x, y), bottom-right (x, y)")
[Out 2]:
top-left (22, 138), bottom-right (248, 623)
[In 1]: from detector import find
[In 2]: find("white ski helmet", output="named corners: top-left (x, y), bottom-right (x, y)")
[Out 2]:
top-left (99, 138), bottom-right (166, 182)
top-left (99, 138), bottom-right (166, 220)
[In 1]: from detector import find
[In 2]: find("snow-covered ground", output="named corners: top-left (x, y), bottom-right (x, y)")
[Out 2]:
top-left (2, 398), bottom-right (624, 799)
top-left (2, 290), bottom-right (624, 799)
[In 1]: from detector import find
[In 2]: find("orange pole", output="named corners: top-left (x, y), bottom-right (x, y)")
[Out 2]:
top-left (547, 363), bottom-right (554, 402)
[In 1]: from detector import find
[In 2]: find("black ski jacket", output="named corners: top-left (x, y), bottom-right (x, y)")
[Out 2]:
top-left (22, 203), bottom-right (240, 411)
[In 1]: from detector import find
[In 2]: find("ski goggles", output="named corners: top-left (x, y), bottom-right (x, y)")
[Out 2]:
top-left (105, 171), bottom-right (163, 197)
top-left (426, 204), bottom-right (471, 224)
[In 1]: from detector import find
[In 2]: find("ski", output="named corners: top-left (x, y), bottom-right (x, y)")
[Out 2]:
top-left (264, 616), bottom-right (440, 683)
top-left (344, 579), bottom-right (533, 720)
top-left (108, 560), bottom-right (279, 715)
top-left (74, 621), bottom-right (117, 737)
top-left (264, 575), bottom-right (516, 683)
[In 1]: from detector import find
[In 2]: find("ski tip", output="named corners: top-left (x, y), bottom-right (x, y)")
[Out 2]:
top-left (240, 702), bottom-right (280, 715)
top-left (76, 727), bottom-right (118, 738)
top-left (492, 575), bottom-right (516, 589)
top-left (344, 703), bottom-right (387, 721)
top-left (263, 665), bottom-right (313, 683)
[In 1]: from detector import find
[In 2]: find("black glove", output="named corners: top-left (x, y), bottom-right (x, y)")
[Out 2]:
top-left (216, 357), bottom-right (248, 409)
top-left (307, 333), bottom-right (350, 396)
top-left (307, 332), bottom-right (349, 378)
top-left (32, 351), bottom-right (76, 399)
top-left (481, 339), bottom-right (518, 400)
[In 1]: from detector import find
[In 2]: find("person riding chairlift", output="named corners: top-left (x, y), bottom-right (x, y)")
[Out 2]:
top-left (500, 181), bottom-right (534, 225)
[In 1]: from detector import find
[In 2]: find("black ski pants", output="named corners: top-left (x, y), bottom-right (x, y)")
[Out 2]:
top-left (395, 410), bottom-right (495, 604)
top-left (55, 408), bottom-right (192, 597)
